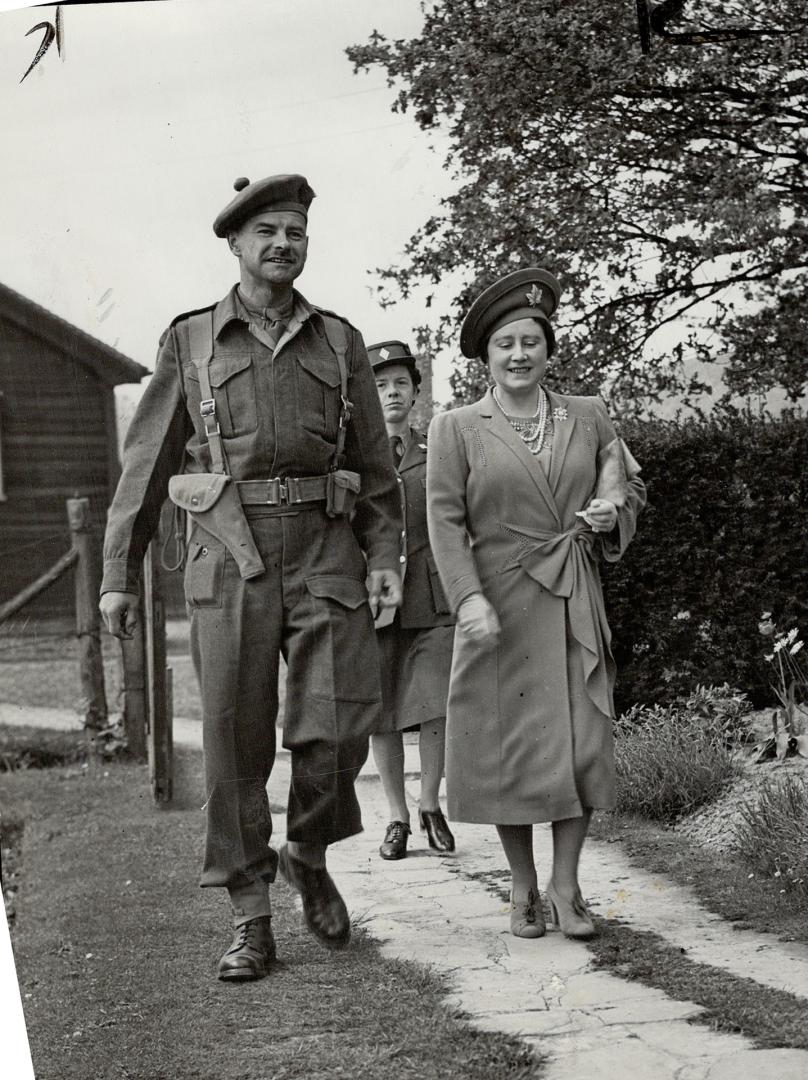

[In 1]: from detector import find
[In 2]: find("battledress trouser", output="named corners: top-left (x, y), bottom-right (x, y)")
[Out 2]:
top-left (187, 505), bottom-right (381, 891)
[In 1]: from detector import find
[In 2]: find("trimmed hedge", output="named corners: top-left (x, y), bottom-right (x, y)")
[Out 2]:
top-left (602, 412), bottom-right (808, 712)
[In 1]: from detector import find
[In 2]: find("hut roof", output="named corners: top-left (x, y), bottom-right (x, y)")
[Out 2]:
top-left (0, 281), bottom-right (148, 387)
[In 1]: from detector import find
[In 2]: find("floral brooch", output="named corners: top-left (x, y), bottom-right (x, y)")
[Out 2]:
top-left (552, 406), bottom-right (568, 422)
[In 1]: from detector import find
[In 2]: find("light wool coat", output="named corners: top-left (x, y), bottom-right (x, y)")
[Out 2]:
top-left (426, 388), bottom-right (646, 824)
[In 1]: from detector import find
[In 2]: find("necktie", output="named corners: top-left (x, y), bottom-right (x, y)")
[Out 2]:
top-left (389, 436), bottom-right (404, 464)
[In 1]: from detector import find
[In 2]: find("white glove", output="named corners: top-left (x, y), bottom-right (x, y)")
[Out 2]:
top-left (575, 498), bottom-right (618, 533)
top-left (456, 593), bottom-right (501, 649)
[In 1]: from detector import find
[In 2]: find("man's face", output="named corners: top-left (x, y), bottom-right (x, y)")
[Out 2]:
top-left (375, 363), bottom-right (417, 423)
top-left (228, 210), bottom-right (308, 289)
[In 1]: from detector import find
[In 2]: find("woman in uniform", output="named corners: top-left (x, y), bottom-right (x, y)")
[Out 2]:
top-left (426, 270), bottom-right (645, 938)
top-left (368, 341), bottom-right (457, 861)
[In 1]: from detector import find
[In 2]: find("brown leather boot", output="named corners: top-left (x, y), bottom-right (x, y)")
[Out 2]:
top-left (278, 844), bottom-right (350, 948)
top-left (217, 916), bottom-right (276, 981)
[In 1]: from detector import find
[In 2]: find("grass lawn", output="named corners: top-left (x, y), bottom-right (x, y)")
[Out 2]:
top-left (1, 746), bottom-right (544, 1080)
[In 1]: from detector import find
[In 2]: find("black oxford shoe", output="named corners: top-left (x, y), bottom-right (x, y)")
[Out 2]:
top-left (379, 820), bottom-right (411, 860)
top-left (419, 807), bottom-right (455, 852)
top-left (278, 845), bottom-right (351, 948)
top-left (217, 915), bottom-right (276, 981)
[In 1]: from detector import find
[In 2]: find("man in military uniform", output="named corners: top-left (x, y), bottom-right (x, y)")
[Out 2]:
top-left (99, 174), bottom-right (402, 982)
top-left (367, 342), bottom-right (456, 861)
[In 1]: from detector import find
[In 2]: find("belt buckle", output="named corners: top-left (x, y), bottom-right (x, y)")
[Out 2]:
top-left (265, 478), bottom-right (285, 505)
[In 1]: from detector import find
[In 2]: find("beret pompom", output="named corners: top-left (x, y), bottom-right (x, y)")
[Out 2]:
top-left (213, 173), bottom-right (315, 237)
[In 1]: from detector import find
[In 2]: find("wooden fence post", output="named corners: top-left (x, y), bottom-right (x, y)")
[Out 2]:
top-left (66, 497), bottom-right (107, 730)
top-left (143, 538), bottom-right (172, 804)
top-left (120, 617), bottom-right (148, 762)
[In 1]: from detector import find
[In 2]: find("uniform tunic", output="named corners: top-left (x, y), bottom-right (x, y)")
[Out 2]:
top-left (102, 285), bottom-right (400, 888)
top-left (426, 388), bottom-right (646, 825)
top-left (372, 429), bottom-right (455, 733)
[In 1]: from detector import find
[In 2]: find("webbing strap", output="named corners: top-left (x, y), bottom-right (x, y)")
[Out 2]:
top-left (320, 314), bottom-right (352, 471)
top-left (187, 311), bottom-right (228, 475)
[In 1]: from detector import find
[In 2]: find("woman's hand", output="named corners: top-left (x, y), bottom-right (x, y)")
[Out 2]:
top-left (456, 593), bottom-right (501, 649)
top-left (576, 498), bottom-right (618, 534)
top-left (366, 568), bottom-right (403, 618)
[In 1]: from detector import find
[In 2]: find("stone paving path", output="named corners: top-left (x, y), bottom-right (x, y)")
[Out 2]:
top-left (6, 703), bottom-right (808, 1079)
top-left (282, 745), bottom-right (808, 1079)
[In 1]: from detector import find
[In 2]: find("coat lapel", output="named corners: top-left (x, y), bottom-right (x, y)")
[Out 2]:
top-left (479, 389), bottom-right (561, 527)
top-left (546, 390), bottom-right (576, 495)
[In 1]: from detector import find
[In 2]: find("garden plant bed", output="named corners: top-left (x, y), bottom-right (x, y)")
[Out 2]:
top-left (675, 755), bottom-right (808, 855)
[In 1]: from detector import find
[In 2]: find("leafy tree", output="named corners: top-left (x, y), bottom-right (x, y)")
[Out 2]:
top-left (348, 1), bottom-right (808, 409)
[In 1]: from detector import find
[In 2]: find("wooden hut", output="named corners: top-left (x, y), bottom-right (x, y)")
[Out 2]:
top-left (0, 283), bottom-right (148, 619)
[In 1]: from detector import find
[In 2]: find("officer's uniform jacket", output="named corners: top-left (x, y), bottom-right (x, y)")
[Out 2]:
top-left (101, 285), bottom-right (401, 593)
top-left (395, 428), bottom-right (454, 630)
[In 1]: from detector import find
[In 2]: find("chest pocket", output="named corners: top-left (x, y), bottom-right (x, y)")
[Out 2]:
top-left (296, 341), bottom-right (341, 439)
top-left (185, 349), bottom-right (258, 438)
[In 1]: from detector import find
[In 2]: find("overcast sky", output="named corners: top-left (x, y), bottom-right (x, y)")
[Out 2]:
top-left (0, 0), bottom-right (458, 427)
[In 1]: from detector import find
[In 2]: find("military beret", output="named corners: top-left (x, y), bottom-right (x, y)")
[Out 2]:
top-left (367, 340), bottom-right (421, 387)
top-left (459, 268), bottom-right (562, 359)
top-left (213, 174), bottom-right (315, 237)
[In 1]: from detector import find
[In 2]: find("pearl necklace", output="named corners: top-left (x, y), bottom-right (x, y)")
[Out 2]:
top-left (493, 386), bottom-right (550, 455)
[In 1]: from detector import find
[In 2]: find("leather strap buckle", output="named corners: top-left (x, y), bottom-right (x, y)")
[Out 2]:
top-left (199, 398), bottom-right (221, 435)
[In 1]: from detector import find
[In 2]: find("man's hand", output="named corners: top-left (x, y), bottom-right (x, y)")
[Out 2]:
top-left (99, 591), bottom-right (141, 639)
top-left (456, 593), bottom-right (500, 650)
top-left (366, 569), bottom-right (402, 619)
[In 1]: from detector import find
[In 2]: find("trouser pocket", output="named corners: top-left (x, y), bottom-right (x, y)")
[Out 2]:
top-left (184, 535), bottom-right (226, 607)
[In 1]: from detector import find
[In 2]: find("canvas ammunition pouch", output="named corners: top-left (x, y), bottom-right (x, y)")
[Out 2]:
top-left (168, 473), bottom-right (264, 580)
top-left (325, 468), bottom-right (361, 517)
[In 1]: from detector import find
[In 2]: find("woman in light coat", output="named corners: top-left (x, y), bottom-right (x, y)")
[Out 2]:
top-left (426, 268), bottom-right (646, 939)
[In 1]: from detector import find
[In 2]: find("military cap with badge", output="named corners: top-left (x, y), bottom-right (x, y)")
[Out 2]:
top-left (367, 340), bottom-right (422, 388)
top-left (460, 267), bottom-right (562, 359)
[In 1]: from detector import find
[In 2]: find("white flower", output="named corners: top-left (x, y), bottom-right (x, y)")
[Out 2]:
top-left (674, 610), bottom-right (691, 621)
top-left (790, 640), bottom-right (804, 656)
top-left (773, 640), bottom-right (784, 653)
top-left (764, 653), bottom-right (774, 662)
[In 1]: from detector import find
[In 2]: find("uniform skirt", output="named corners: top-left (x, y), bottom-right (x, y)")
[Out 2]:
top-left (371, 619), bottom-right (454, 734)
